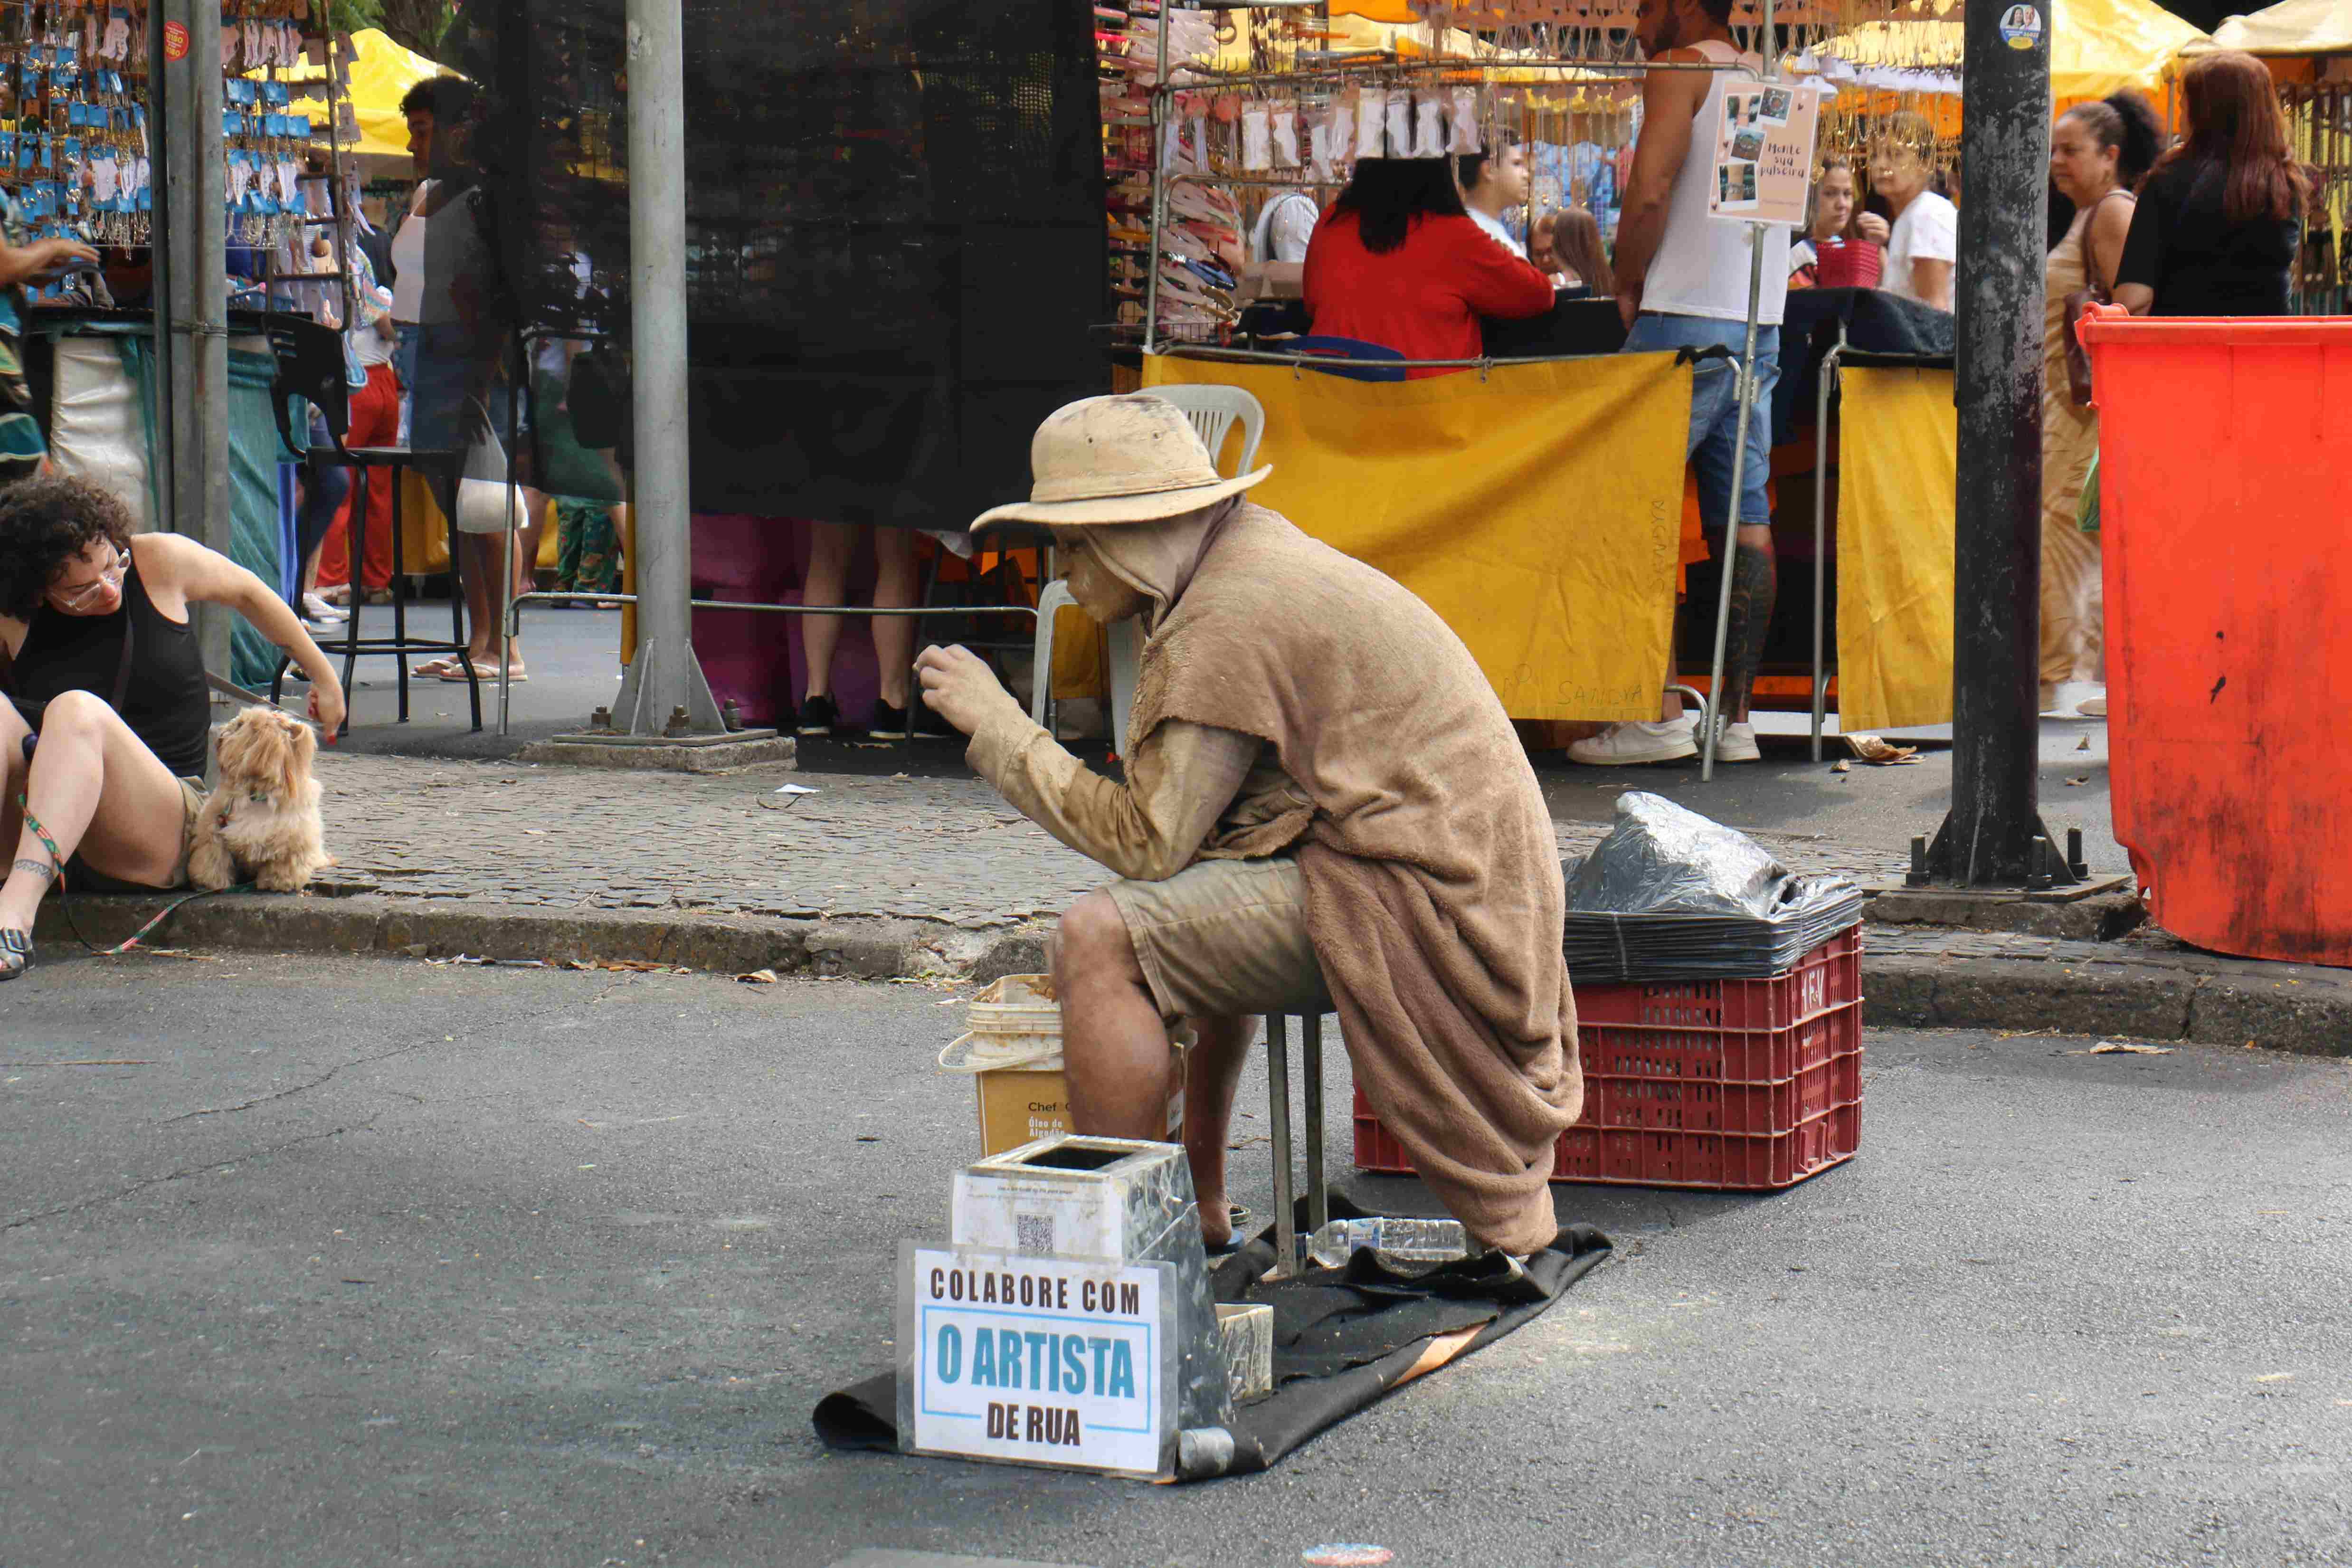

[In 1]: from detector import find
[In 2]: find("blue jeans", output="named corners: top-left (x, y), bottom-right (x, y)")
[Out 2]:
top-left (1621, 313), bottom-right (1781, 533)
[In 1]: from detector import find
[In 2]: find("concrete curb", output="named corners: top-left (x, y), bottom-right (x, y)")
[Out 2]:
top-left (32, 894), bottom-right (2351, 1057)
top-left (32, 893), bottom-right (1051, 991)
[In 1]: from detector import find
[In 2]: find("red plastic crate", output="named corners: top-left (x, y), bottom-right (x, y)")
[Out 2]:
top-left (1574, 926), bottom-right (1862, 1036)
top-left (1354, 1080), bottom-right (1860, 1191)
top-left (1580, 1000), bottom-right (1860, 1092)
top-left (1352, 930), bottom-right (1865, 1191)
top-left (1578, 1042), bottom-right (1859, 1135)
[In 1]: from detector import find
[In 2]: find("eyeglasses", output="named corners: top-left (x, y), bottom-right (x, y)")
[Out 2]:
top-left (51, 548), bottom-right (126, 611)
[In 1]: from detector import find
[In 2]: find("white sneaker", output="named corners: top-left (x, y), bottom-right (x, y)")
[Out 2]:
top-left (303, 592), bottom-right (349, 623)
top-left (1569, 718), bottom-right (1698, 766)
top-left (1711, 720), bottom-right (1762, 763)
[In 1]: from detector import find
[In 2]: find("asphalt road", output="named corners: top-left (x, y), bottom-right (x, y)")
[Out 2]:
top-left (6, 954), bottom-right (2348, 1568)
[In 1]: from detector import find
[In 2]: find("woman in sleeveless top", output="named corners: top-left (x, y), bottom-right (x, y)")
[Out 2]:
top-left (0, 475), bottom-right (348, 980)
top-left (2039, 93), bottom-right (2161, 718)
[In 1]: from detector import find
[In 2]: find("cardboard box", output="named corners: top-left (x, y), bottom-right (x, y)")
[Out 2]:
top-left (975, 1065), bottom-right (1074, 1158)
top-left (973, 1064), bottom-right (1183, 1159)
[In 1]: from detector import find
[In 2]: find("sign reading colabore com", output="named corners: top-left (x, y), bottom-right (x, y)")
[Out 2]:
top-left (898, 1246), bottom-right (1179, 1478)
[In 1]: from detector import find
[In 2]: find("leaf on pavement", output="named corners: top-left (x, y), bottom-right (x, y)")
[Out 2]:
top-left (2072, 1040), bottom-right (2173, 1055)
top-left (1844, 734), bottom-right (1921, 765)
top-left (737, 969), bottom-right (779, 985)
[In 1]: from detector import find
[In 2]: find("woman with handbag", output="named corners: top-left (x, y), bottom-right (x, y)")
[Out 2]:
top-left (2039, 91), bottom-right (2162, 718)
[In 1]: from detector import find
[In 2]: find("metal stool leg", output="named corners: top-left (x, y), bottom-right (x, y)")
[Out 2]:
top-left (1265, 1013), bottom-right (1296, 1281)
top-left (1301, 1014), bottom-right (1329, 1237)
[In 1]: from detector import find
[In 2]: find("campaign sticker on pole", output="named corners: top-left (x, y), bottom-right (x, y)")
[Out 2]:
top-left (1999, 3), bottom-right (2045, 50)
top-left (1707, 80), bottom-right (1823, 227)
top-left (162, 20), bottom-right (190, 59)
top-left (896, 1245), bottom-right (1180, 1479)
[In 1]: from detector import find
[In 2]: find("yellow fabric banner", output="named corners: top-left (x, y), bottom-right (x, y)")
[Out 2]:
top-left (254, 29), bottom-right (448, 162)
top-left (1142, 353), bottom-right (1690, 722)
top-left (1835, 365), bottom-right (1956, 733)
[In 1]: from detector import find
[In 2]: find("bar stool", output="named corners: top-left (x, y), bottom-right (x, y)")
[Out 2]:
top-left (271, 445), bottom-right (482, 736)
top-left (1261, 1011), bottom-right (1333, 1281)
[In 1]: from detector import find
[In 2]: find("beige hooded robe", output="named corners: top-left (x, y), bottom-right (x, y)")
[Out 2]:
top-left (971, 501), bottom-right (1581, 1254)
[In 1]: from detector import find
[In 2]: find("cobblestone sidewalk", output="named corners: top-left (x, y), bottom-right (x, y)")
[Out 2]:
top-left (31, 751), bottom-right (2345, 1054)
top-left (302, 751), bottom-right (1915, 927)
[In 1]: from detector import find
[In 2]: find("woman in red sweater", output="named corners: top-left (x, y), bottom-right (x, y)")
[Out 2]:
top-left (1301, 158), bottom-right (1556, 378)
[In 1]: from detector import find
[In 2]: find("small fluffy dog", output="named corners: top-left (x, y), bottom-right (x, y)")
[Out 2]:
top-left (187, 707), bottom-right (332, 893)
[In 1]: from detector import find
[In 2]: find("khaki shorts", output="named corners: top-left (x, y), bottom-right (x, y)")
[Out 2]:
top-left (66, 777), bottom-right (204, 893)
top-left (1106, 856), bottom-right (1333, 1021)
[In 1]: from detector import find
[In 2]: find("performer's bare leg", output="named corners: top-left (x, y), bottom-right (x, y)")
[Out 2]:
top-left (1050, 892), bottom-right (1175, 1138)
top-left (1182, 1014), bottom-right (1255, 1248)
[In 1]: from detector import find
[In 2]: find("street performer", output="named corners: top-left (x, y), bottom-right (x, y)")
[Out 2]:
top-left (915, 394), bottom-right (1579, 1258)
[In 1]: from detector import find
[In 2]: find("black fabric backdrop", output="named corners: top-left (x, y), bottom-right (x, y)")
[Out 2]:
top-left (448, 0), bottom-right (1109, 528)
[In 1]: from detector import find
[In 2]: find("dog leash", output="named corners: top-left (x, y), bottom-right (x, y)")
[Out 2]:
top-left (14, 793), bottom-right (250, 957)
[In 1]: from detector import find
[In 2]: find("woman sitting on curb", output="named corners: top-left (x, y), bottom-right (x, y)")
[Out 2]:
top-left (0, 476), bottom-right (347, 980)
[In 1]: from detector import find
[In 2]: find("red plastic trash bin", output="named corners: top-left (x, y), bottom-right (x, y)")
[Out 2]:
top-left (2079, 308), bottom-right (2352, 966)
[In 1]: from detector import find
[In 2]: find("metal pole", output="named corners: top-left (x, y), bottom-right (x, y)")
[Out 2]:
top-left (161, 0), bottom-right (229, 681)
top-left (1926, 0), bottom-right (2068, 886)
top-left (1300, 1014), bottom-right (1328, 1238)
top-left (1140, 7), bottom-right (1172, 359)
top-left (610, 0), bottom-right (724, 737)
top-left (145, 0), bottom-right (173, 537)
top-left (1699, 0), bottom-right (1775, 782)
top-left (1265, 1014), bottom-right (1296, 1281)
top-left (1811, 329), bottom-right (1845, 762)
top-left (1700, 227), bottom-right (1766, 783)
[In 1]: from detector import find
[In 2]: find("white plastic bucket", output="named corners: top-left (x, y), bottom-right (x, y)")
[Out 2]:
top-left (939, 974), bottom-right (1065, 1074)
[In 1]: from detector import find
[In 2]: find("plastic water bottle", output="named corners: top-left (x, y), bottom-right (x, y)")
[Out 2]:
top-left (1306, 1216), bottom-right (1469, 1269)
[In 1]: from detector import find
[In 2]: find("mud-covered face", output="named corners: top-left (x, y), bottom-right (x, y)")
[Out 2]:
top-left (1053, 529), bottom-right (1151, 625)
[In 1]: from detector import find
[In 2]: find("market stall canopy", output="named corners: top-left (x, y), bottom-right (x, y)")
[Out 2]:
top-left (1800, 0), bottom-right (2209, 98)
top-left (260, 28), bottom-right (451, 160)
top-left (2210, 0), bottom-right (2352, 56)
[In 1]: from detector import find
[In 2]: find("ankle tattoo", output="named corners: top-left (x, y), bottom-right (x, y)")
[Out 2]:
top-left (12, 855), bottom-right (57, 883)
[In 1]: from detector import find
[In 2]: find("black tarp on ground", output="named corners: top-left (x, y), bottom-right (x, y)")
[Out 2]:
top-left (444, 0), bottom-right (1109, 527)
top-left (814, 1198), bottom-right (1612, 1481)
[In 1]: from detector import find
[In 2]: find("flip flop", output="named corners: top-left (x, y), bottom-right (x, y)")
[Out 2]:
top-left (435, 660), bottom-right (526, 684)
top-left (411, 656), bottom-right (466, 679)
top-left (0, 928), bottom-right (31, 981)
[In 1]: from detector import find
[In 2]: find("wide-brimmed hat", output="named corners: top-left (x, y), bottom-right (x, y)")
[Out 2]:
top-left (970, 393), bottom-right (1271, 532)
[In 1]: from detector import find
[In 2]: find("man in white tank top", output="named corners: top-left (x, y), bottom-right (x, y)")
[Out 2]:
top-left (1570, 0), bottom-right (1790, 769)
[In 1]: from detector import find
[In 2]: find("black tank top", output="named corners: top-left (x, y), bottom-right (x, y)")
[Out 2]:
top-left (14, 552), bottom-right (212, 778)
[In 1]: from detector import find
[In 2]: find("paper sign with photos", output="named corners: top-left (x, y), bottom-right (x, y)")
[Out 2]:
top-left (1707, 80), bottom-right (1822, 228)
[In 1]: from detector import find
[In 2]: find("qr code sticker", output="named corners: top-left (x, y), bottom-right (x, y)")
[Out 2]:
top-left (1015, 1213), bottom-right (1055, 1257)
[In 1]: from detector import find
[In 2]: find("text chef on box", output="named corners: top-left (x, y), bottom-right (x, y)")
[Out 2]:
top-left (915, 395), bottom-right (1581, 1258)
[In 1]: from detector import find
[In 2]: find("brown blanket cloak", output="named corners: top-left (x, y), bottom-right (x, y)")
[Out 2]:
top-left (1128, 503), bottom-right (1580, 1254)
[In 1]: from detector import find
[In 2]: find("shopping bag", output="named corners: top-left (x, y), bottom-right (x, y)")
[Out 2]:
top-left (454, 396), bottom-right (527, 535)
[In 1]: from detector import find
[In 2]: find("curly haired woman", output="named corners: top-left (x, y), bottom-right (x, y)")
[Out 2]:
top-left (0, 476), bottom-right (347, 979)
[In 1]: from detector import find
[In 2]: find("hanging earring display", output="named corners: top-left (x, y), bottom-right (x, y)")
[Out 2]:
top-left (0, 0), bottom-right (355, 269)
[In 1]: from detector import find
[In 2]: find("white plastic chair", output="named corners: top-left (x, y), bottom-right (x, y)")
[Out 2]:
top-left (1030, 384), bottom-right (1265, 756)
